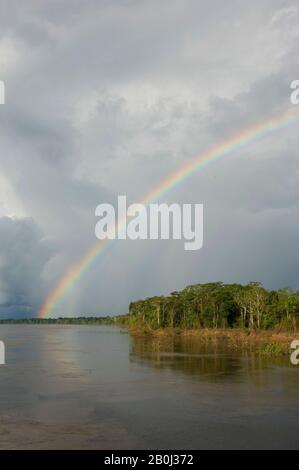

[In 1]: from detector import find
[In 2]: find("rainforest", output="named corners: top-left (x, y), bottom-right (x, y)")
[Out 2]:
top-left (123, 282), bottom-right (298, 331)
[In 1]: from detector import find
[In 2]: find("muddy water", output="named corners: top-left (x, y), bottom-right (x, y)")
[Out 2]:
top-left (0, 325), bottom-right (298, 449)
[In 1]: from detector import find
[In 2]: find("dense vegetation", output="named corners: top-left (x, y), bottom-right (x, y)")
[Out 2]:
top-left (126, 282), bottom-right (299, 331)
top-left (1, 282), bottom-right (298, 332)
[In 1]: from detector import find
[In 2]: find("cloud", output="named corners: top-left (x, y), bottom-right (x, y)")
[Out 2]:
top-left (0, 0), bottom-right (298, 316)
top-left (0, 217), bottom-right (52, 318)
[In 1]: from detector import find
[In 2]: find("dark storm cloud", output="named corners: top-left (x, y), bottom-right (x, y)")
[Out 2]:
top-left (0, 217), bottom-right (52, 318)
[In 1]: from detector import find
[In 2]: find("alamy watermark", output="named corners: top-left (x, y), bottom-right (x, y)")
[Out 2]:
top-left (290, 340), bottom-right (299, 365)
top-left (288, 82), bottom-right (299, 363)
top-left (0, 341), bottom-right (5, 365)
top-left (95, 196), bottom-right (203, 251)
top-left (290, 80), bottom-right (299, 105)
top-left (0, 82), bottom-right (6, 365)
top-left (0, 80), bottom-right (5, 105)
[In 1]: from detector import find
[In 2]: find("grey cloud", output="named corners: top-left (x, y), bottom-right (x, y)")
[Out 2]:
top-left (0, 0), bottom-right (298, 316)
top-left (0, 217), bottom-right (52, 318)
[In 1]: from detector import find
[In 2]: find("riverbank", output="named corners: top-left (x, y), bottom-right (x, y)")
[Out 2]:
top-left (127, 327), bottom-right (297, 355)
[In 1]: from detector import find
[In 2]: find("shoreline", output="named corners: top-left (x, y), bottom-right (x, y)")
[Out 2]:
top-left (126, 327), bottom-right (298, 355)
top-left (0, 322), bottom-right (297, 355)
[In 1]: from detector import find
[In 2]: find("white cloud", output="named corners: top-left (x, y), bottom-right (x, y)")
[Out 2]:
top-left (0, 172), bottom-right (25, 218)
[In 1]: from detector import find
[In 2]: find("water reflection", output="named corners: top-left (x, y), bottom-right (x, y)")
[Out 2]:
top-left (130, 334), bottom-right (292, 383)
top-left (0, 325), bottom-right (298, 449)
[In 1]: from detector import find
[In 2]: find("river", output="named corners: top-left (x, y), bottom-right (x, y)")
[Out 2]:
top-left (0, 325), bottom-right (298, 449)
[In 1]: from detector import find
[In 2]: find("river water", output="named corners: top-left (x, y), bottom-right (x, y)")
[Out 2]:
top-left (0, 325), bottom-right (298, 449)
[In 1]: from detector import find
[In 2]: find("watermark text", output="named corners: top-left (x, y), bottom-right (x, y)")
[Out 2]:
top-left (0, 341), bottom-right (5, 365)
top-left (290, 80), bottom-right (299, 105)
top-left (290, 339), bottom-right (299, 365)
top-left (0, 80), bottom-right (5, 105)
top-left (95, 196), bottom-right (203, 251)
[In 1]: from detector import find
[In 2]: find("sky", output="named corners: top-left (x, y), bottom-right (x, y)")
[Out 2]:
top-left (0, 0), bottom-right (299, 318)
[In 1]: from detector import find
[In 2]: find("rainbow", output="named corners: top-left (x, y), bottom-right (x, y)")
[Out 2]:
top-left (39, 106), bottom-right (299, 318)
